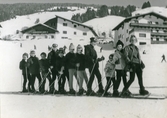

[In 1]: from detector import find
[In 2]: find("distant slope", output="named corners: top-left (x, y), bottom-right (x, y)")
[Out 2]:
top-left (84, 15), bottom-right (125, 38)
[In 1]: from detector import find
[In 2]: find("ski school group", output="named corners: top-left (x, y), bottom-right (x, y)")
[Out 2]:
top-left (19, 35), bottom-right (149, 97)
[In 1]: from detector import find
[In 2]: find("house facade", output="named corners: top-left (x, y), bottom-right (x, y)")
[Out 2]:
top-left (21, 15), bottom-right (98, 41)
top-left (112, 12), bottom-right (167, 46)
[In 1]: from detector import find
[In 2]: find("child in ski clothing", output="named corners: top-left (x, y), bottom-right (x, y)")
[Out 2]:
top-left (65, 43), bottom-right (78, 94)
top-left (112, 40), bottom-right (127, 96)
top-left (55, 48), bottom-right (67, 94)
top-left (47, 43), bottom-right (59, 93)
top-left (104, 54), bottom-right (116, 96)
top-left (39, 52), bottom-right (52, 93)
top-left (76, 45), bottom-right (88, 95)
top-left (19, 53), bottom-right (31, 92)
top-left (27, 50), bottom-right (42, 92)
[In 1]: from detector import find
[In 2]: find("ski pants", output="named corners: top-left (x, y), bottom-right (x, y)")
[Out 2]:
top-left (31, 73), bottom-right (42, 91)
top-left (22, 73), bottom-right (31, 90)
top-left (76, 70), bottom-right (88, 90)
top-left (87, 65), bottom-right (103, 91)
top-left (41, 72), bottom-right (52, 92)
top-left (115, 70), bottom-right (127, 90)
top-left (123, 63), bottom-right (145, 91)
top-left (104, 77), bottom-right (115, 93)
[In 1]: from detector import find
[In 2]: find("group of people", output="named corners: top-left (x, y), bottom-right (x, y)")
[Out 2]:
top-left (19, 35), bottom-right (149, 97)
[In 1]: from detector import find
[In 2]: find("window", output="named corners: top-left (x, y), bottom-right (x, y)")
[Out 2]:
top-left (139, 42), bottom-right (146, 45)
top-left (156, 38), bottom-right (159, 41)
top-left (63, 31), bottom-right (67, 34)
top-left (74, 32), bottom-right (77, 35)
top-left (134, 19), bottom-right (139, 23)
top-left (26, 35), bottom-right (29, 39)
top-left (61, 37), bottom-right (68, 39)
top-left (139, 33), bottom-right (146, 37)
top-left (155, 22), bottom-right (158, 25)
top-left (148, 21), bottom-right (152, 24)
top-left (156, 30), bottom-right (159, 32)
top-left (83, 32), bottom-right (87, 36)
top-left (127, 29), bottom-right (128, 33)
top-left (74, 25), bottom-right (77, 28)
top-left (51, 35), bottom-right (54, 39)
top-left (63, 23), bottom-right (67, 26)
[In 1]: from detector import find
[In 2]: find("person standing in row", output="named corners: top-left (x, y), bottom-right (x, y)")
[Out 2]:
top-left (27, 50), bottom-right (42, 93)
top-left (161, 54), bottom-right (166, 63)
top-left (65, 43), bottom-right (77, 94)
top-left (112, 40), bottom-right (127, 96)
top-left (75, 45), bottom-right (88, 95)
top-left (39, 52), bottom-right (52, 93)
top-left (103, 54), bottom-right (116, 96)
top-left (84, 37), bottom-right (105, 96)
top-left (122, 35), bottom-right (149, 96)
top-left (55, 48), bottom-right (67, 94)
top-left (47, 43), bottom-right (59, 94)
top-left (19, 53), bottom-right (31, 92)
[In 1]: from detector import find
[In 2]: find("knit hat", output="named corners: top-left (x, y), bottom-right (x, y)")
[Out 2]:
top-left (109, 54), bottom-right (114, 59)
top-left (52, 43), bottom-right (58, 48)
top-left (40, 52), bottom-right (47, 57)
top-left (59, 48), bottom-right (65, 54)
top-left (90, 37), bottom-right (97, 43)
top-left (22, 53), bottom-right (28, 58)
top-left (116, 40), bottom-right (124, 47)
top-left (30, 50), bottom-right (35, 54)
top-left (69, 43), bottom-right (75, 50)
top-left (77, 44), bottom-right (83, 50)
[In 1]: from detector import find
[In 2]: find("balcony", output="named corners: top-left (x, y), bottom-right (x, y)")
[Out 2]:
top-left (151, 32), bottom-right (167, 37)
top-left (130, 23), bottom-right (167, 29)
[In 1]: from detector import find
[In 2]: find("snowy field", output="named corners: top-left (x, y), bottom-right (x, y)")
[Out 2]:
top-left (0, 39), bottom-right (167, 118)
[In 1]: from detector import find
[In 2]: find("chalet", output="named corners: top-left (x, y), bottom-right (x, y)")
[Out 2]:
top-left (112, 12), bottom-right (167, 46)
top-left (21, 15), bottom-right (98, 41)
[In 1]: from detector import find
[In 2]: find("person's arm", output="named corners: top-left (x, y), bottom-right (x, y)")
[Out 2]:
top-left (19, 61), bottom-right (23, 70)
top-left (124, 46), bottom-right (131, 63)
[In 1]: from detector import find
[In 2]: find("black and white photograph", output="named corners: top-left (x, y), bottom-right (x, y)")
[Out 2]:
top-left (0, 0), bottom-right (167, 118)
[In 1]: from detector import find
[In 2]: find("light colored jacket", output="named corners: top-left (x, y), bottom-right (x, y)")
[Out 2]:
top-left (104, 60), bottom-right (115, 78)
top-left (112, 50), bottom-right (126, 70)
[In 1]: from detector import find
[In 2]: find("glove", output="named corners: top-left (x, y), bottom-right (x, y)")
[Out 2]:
top-left (48, 68), bottom-right (52, 74)
top-left (59, 71), bottom-right (63, 75)
top-left (101, 56), bottom-right (105, 60)
top-left (76, 63), bottom-right (80, 68)
top-left (50, 66), bottom-right (54, 69)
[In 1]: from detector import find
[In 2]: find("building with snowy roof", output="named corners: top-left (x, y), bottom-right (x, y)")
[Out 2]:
top-left (112, 11), bottom-right (167, 46)
top-left (21, 15), bottom-right (98, 41)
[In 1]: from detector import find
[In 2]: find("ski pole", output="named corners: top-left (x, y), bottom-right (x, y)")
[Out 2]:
top-left (101, 76), bottom-right (113, 97)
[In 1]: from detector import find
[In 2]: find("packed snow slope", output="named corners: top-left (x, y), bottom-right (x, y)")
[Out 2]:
top-left (0, 39), bottom-right (167, 118)
top-left (84, 16), bottom-right (125, 38)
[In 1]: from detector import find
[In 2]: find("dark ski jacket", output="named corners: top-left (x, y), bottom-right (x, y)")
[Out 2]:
top-left (75, 53), bottom-right (86, 71)
top-left (65, 52), bottom-right (76, 69)
top-left (27, 56), bottom-right (40, 74)
top-left (39, 59), bottom-right (50, 73)
top-left (84, 44), bottom-right (99, 68)
top-left (55, 56), bottom-right (65, 72)
top-left (47, 50), bottom-right (59, 67)
top-left (19, 59), bottom-right (29, 75)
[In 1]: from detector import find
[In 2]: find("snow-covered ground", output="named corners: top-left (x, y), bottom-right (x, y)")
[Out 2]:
top-left (0, 39), bottom-right (167, 118)
top-left (84, 16), bottom-right (125, 38)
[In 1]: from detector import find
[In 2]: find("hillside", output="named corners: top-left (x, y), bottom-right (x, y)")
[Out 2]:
top-left (84, 16), bottom-right (125, 38)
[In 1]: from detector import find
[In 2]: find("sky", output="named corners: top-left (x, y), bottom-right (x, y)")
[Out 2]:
top-left (0, 0), bottom-right (166, 7)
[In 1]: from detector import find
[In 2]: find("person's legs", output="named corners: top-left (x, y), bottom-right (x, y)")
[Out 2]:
top-left (94, 67), bottom-right (103, 92)
top-left (104, 77), bottom-right (112, 94)
top-left (27, 73), bottom-right (32, 91)
top-left (87, 67), bottom-right (95, 91)
top-left (115, 70), bottom-right (122, 90)
top-left (82, 70), bottom-right (88, 88)
top-left (22, 74), bottom-right (27, 91)
top-left (31, 74), bottom-right (36, 92)
top-left (36, 73), bottom-right (42, 92)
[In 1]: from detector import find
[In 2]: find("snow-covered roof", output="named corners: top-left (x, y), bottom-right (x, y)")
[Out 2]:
top-left (21, 23), bottom-right (59, 33)
top-left (112, 11), bottom-right (167, 31)
top-left (44, 15), bottom-right (98, 37)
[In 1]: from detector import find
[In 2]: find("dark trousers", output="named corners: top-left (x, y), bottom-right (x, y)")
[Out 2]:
top-left (124, 63), bottom-right (145, 91)
top-left (58, 74), bottom-right (66, 91)
top-left (41, 72), bottom-right (52, 92)
top-left (88, 65), bottom-right (103, 91)
top-left (31, 73), bottom-right (42, 91)
top-left (115, 70), bottom-right (127, 90)
top-left (104, 77), bottom-right (115, 93)
top-left (50, 69), bottom-right (58, 92)
top-left (23, 73), bottom-right (31, 90)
